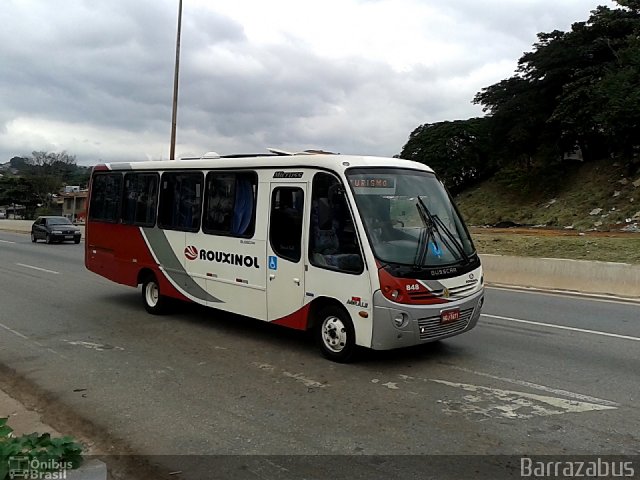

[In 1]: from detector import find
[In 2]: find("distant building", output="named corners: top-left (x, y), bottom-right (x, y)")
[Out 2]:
top-left (61, 190), bottom-right (89, 223)
top-left (0, 204), bottom-right (26, 219)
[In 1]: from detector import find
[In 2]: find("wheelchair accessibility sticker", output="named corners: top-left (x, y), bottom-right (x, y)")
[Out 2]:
top-left (268, 256), bottom-right (278, 270)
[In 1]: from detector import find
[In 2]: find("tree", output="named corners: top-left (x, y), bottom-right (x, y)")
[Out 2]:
top-left (474, 0), bottom-right (640, 168)
top-left (9, 156), bottom-right (29, 170)
top-left (28, 151), bottom-right (78, 178)
top-left (0, 177), bottom-right (39, 217)
top-left (398, 118), bottom-right (493, 193)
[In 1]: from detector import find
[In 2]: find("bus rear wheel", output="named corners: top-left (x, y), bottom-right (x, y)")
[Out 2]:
top-left (142, 274), bottom-right (167, 315)
top-left (315, 306), bottom-right (356, 363)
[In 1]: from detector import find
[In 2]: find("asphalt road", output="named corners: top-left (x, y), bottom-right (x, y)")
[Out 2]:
top-left (0, 230), bottom-right (639, 479)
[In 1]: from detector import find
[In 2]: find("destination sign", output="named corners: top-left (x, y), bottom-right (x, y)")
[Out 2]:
top-left (349, 176), bottom-right (396, 195)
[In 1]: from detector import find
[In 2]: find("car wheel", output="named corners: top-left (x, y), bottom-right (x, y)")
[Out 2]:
top-left (31, 232), bottom-right (37, 243)
top-left (45, 234), bottom-right (52, 244)
top-left (315, 305), bottom-right (356, 362)
top-left (142, 274), bottom-right (168, 315)
top-left (74, 238), bottom-right (81, 244)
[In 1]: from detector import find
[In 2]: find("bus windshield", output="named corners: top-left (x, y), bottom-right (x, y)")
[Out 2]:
top-left (346, 168), bottom-right (476, 268)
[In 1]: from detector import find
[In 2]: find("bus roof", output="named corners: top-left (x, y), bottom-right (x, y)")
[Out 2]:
top-left (95, 151), bottom-right (435, 175)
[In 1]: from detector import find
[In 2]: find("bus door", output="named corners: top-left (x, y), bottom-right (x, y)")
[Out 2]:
top-left (266, 183), bottom-right (306, 322)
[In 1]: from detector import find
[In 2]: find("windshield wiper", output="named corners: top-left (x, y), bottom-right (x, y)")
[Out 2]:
top-left (413, 199), bottom-right (439, 268)
top-left (416, 196), bottom-right (469, 265)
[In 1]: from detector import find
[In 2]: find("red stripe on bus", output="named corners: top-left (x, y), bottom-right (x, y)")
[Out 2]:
top-left (271, 304), bottom-right (311, 330)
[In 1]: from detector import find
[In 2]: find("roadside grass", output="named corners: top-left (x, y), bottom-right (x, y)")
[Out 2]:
top-left (455, 158), bottom-right (640, 231)
top-left (471, 230), bottom-right (640, 264)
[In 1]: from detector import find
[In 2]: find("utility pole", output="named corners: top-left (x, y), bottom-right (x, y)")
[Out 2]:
top-left (170, 0), bottom-right (183, 160)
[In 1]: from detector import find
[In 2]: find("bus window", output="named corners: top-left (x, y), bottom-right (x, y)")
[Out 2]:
top-left (203, 172), bottom-right (257, 237)
top-left (158, 172), bottom-right (203, 232)
top-left (89, 173), bottom-right (122, 223)
top-left (270, 187), bottom-right (304, 263)
top-left (309, 173), bottom-right (363, 274)
top-left (122, 173), bottom-right (159, 227)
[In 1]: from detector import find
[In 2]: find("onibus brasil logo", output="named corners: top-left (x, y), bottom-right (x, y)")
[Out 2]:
top-left (7, 456), bottom-right (72, 479)
top-left (184, 246), bottom-right (260, 268)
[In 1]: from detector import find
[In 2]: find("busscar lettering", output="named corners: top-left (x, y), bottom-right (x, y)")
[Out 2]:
top-left (273, 171), bottom-right (303, 179)
top-left (196, 249), bottom-right (260, 268)
top-left (429, 267), bottom-right (458, 276)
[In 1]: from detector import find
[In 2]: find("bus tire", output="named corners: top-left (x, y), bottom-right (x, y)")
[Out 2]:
top-left (315, 305), bottom-right (356, 363)
top-left (142, 274), bottom-right (167, 315)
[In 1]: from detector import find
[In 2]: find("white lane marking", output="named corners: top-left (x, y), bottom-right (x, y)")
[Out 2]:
top-left (442, 365), bottom-right (620, 407)
top-left (282, 372), bottom-right (326, 388)
top-left (252, 362), bottom-right (328, 388)
top-left (0, 239), bottom-right (16, 244)
top-left (371, 379), bottom-right (402, 390)
top-left (15, 263), bottom-right (60, 275)
top-left (63, 340), bottom-right (124, 351)
top-left (486, 285), bottom-right (640, 306)
top-left (430, 379), bottom-right (616, 420)
top-left (0, 322), bottom-right (28, 339)
top-left (0, 322), bottom-right (68, 359)
top-left (253, 362), bottom-right (276, 372)
top-left (482, 313), bottom-right (640, 342)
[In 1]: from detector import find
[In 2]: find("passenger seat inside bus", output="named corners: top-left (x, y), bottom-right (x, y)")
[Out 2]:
top-left (310, 195), bottom-right (363, 272)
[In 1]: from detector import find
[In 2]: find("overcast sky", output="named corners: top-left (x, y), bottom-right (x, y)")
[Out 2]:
top-left (0, 0), bottom-right (614, 165)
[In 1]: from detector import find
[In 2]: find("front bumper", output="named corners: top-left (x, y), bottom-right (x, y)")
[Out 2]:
top-left (51, 233), bottom-right (81, 241)
top-left (370, 288), bottom-right (484, 350)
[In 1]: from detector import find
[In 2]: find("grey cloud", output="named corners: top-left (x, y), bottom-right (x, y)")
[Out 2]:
top-left (0, 0), bottom-right (606, 164)
top-left (0, 0), bottom-right (245, 135)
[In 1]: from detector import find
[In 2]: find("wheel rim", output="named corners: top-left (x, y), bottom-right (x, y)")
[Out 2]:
top-left (31, 233), bottom-right (35, 241)
top-left (321, 316), bottom-right (348, 353)
top-left (145, 281), bottom-right (159, 307)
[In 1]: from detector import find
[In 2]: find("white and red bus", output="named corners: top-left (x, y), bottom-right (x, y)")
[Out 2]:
top-left (85, 150), bottom-right (484, 361)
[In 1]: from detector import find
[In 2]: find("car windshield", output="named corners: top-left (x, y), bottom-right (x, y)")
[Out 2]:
top-left (48, 217), bottom-right (72, 225)
top-left (346, 168), bottom-right (475, 268)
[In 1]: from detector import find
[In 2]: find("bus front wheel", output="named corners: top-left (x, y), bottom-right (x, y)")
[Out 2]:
top-left (142, 274), bottom-right (167, 315)
top-left (316, 306), bottom-right (356, 363)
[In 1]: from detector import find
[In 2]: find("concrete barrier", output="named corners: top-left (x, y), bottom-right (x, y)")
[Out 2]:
top-left (480, 254), bottom-right (640, 299)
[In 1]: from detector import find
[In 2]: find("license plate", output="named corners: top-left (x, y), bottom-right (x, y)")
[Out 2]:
top-left (440, 308), bottom-right (460, 324)
top-left (65, 235), bottom-right (73, 239)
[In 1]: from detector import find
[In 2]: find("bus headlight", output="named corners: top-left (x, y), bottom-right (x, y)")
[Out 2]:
top-left (392, 312), bottom-right (408, 328)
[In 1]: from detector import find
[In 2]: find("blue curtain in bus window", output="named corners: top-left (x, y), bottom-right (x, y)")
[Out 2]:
top-left (231, 177), bottom-right (253, 235)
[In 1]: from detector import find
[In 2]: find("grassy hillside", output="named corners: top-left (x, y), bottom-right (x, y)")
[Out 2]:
top-left (455, 158), bottom-right (640, 232)
top-left (469, 228), bottom-right (640, 264)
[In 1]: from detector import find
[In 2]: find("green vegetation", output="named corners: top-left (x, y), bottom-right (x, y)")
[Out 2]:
top-left (455, 157), bottom-right (640, 231)
top-left (0, 417), bottom-right (83, 480)
top-left (0, 151), bottom-right (90, 218)
top-left (472, 230), bottom-right (640, 264)
top-left (400, 0), bottom-right (640, 196)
